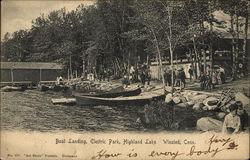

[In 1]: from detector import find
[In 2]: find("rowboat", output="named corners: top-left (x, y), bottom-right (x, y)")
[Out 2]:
top-left (74, 90), bottom-right (166, 106)
top-left (73, 87), bottom-right (141, 98)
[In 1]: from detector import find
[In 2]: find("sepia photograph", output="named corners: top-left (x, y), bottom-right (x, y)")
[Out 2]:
top-left (1, 0), bottom-right (249, 159)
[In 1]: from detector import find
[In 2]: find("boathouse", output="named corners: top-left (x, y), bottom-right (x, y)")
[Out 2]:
top-left (0, 62), bottom-right (63, 85)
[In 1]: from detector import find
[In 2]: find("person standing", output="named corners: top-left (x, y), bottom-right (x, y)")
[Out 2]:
top-left (199, 72), bottom-right (206, 90)
top-left (139, 66), bottom-right (146, 86)
top-left (141, 72), bottom-right (146, 86)
top-left (180, 68), bottom-right (186, 89)
top-left (219, 66), bottom-right (225, 84)
top-left (103, 69), bottom-right (107, 81)
top-left (175, 69), bottom-right (182, 88)
top-left (164, 70), bottom-right (168, 86)
top-left (217, 70), bottom-right (222, 85)
top-left (211, 70), bottom-right (218, 89)
top-left (188, 66), bottom-right (193, 81)
top-left (173, 69), bottom-right (176, 86)
top-left (164, 70), bottom-right (171, 86)
top-left (167, 70), bottom-right (172, 86)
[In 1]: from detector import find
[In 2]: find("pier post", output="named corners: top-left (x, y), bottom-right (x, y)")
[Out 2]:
top-left (11, 68), bottom-right (14, 85)
top-left (39, 68), bottom-right (42, 82)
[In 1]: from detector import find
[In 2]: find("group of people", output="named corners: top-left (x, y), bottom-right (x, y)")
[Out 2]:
top-left (162, 65), bottom-right (227, 91)
top-left (164, 68), bottom-right (186, 89)
top-left (98, 69), bottom-right (112, 82)
top-left (122, 64), bottom-right (151, 87)
top-left (199, 66), bottom-right (226, 90)
top-left (96, 64), bottom-right (229, 92)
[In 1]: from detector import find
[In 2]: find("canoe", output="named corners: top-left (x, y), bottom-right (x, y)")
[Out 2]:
top-left (75, 90), bottom-right (166, 106)
top-left (73, 87), bottom-right (141, 98)
top-left (1, 86), bottom-right (25, 92)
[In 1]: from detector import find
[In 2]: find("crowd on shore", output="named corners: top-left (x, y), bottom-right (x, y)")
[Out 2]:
top-left (118, 64), bottom-right (227, 91)
top-left (62, 63), bottom-right (237, 93)
top-left (164, 65), bottom-right (226, 90)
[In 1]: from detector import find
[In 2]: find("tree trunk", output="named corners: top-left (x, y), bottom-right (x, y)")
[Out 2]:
top-left (243, 5), bottom-right (249, 68)
top-left (230, 13), bottom-right (236, 80)
top-left (127, 52), bottom-right (130, 77)
top-left (200, 21), bottom-right (207, 74)
top-left (157, 0), bottom-right (173, 93)
top-left (189, 49), bottom-right (197, 79)
top-left (208, 1), bottom-right (214, 79)
top-left (151, 28), bottom-right (166, 88)
top-left (168, 5), bottom-right (174, 94)
top-left (192, 37), bottom-right (201, 77)
top-left (235, 7), bottom-right (240, 78)
top-left (156, 55), bottom-right (160, 79)
top-left (69, 54), bottom-right (72, 79)
top-left (203, 50), bottom-right (206, 73)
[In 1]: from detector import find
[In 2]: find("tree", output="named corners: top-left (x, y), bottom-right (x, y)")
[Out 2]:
top-left (217, 0), bottom-right (249, 79)
top-left (1, 0), bottom-right (240, 81)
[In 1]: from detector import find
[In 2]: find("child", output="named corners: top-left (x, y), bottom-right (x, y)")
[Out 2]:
top-left (222, 104), bottom-right (241, 134)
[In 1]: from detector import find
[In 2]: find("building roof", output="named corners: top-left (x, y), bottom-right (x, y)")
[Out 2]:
top-left (0, 62), bottom-right (63, 70)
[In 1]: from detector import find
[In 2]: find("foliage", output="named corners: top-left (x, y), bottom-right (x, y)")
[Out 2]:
top-left (144, 101), bottom-right (175, 129)
top-left (1, 0), bottom-right (248, 77)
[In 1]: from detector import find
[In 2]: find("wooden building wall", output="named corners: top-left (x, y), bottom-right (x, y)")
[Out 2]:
top-left (0, 69), bottom-right (62, 84)
top-left (0, 69), bottom-right (11, 82)
top-left (13, 69), bottom-right (40, 83)
top-left (41, 69), bottom-right (61, 81)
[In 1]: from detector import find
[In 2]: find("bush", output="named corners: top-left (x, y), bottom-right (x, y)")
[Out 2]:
top-left (144, 101), bottom-right (175, 129)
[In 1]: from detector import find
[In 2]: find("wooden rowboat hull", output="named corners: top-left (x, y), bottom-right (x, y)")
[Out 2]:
top-left (75, 93), bottom-right (165, 106)
top-left (73, 87), bottom-right (141, 98)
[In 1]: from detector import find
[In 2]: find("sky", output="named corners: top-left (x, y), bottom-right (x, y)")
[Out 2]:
top-left (1, 0), bottom-right (95, 39)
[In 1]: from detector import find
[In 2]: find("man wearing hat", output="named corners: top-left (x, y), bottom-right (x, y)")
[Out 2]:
top-left (222, 104), bottom-right (241, 134)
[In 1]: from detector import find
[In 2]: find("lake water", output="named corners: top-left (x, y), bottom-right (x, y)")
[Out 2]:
top-left (1, 90), bottom-right (144, 132)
